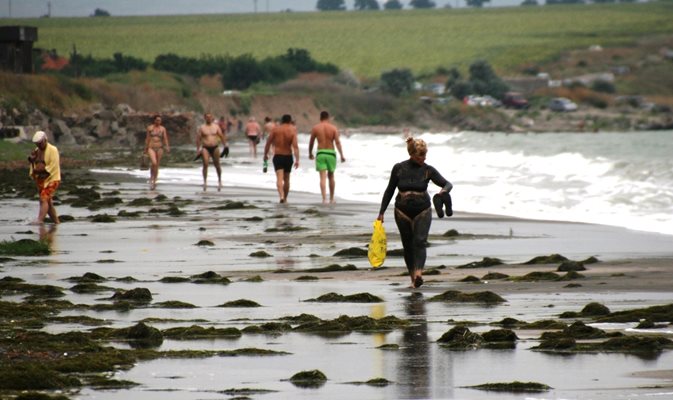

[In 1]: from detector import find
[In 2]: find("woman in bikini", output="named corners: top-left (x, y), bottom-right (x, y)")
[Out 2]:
top-left (144, 115), bottom-right (170, 190)
top-left (377, 137), bottom-right (452, 288)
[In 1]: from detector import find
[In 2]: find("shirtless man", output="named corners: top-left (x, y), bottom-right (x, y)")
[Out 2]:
top-left (308, 111), bottom-right (345, 204)
top-left (195, 113), bottom-right (227, 191)
top-left (263, 114), bottom-right (299, 203)
top-left (245, 117), bottom-right (262, 158)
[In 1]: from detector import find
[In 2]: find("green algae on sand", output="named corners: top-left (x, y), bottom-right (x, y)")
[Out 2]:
top-left (65, 272), bottom-right (106, 283)
top-left (69, 283), bottom-right (116, 293)
top-left (524, 254), bottom-right (569, 264)
top-left (333, 247), bottom-right (368, 257)
top-left (89, 214), bottom-right (116, 223)
top-left (595, 303), bottom-right (673, 323)
top-left (535, 335), bottom-right (673, 354)
top-left (540, 321), bottom-right (613, 340)
top-left (305, 264), bottom-right (357, 273)
top-left (249, 250), bottom-right (272, 257)
top-left (457, 257), bottom-right (503, 269)
top-left (242, 322), bottom-right (292, 334)
top-left (110, 288), bottom-right (152, 303)
top-left (241, 275), bottom-right (264, 282)
top-left (288, 369), bottom-right (327, 388)
top-left (482, 272), bottom-right (509, 280)
top-left (218, 299), bottom-right (262, 308)
top-left (162, 325), bottom-right (242, 339)
top-left (190, 271), bottom-right (231, 284)
top-left (154, 300), bottom-right (198, 308)
top-left (346, 377), bottom-right (393, 387)
top-left (305, 292), bottom-right (383, 303)
top-left (466, 381), bottom-right (551, 393)
top-left (429, 290), bottom-right (506, 304)
top-left (438, 326), bottom-right (518, 350)
top-left (295, 275), bottom-right (319, 281)
top-left (0, 238), bottom-right (50, 256)
top-left (560, 302), bottom-right (611, 318)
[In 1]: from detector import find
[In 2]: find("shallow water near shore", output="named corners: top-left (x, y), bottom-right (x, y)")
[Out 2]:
top-left (2, 149), bottom-right (673, 399)
top-left (98, 129), bottom-right (673, 235)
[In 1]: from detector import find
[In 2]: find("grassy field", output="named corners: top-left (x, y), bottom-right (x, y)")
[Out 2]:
top-left (1, 3), bottom-right (672, 77)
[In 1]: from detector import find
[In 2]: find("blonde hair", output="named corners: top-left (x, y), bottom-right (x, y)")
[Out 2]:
top-left (406, 137), bottom-right (427, 156)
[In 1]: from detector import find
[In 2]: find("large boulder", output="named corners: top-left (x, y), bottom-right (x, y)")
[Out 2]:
top-left (96, 109), bottom-right (117, 121)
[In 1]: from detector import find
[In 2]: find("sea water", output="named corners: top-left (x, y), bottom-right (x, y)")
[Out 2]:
top-left (97, 130), bottom-right (673, 236)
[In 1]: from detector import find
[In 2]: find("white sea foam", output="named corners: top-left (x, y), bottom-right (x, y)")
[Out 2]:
top-left (95, 130), bottom-right (673, 236)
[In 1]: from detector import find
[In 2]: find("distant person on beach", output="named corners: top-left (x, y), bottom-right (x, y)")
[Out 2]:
top-left (245, 117), bottom-right (262, 158)
top-left (377, 137), bottom-right (453, 289)
top-left (263, 114), bottom-right (299, 203)
top-left (196, 112), bottom-right (227, 191)
top-left (308, 111), bottom-right (345, 204)
top-left (218, 116), bottom-right (228, 136)
top-left (263, 116), bottom-right (275, 140)
top-left (144, 115), bottom-right (170, 190)
top-left (28, 131), bottom-right (61, 224)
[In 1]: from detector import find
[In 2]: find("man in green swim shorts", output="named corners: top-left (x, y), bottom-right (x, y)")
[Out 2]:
top-left (308, 111), bottom-right (346, 204)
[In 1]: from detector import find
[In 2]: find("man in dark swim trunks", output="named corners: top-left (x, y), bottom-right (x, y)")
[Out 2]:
top-left (196, 113), bottom-right (227, 191)
top-left (263, 114), bottom-right (299, 203)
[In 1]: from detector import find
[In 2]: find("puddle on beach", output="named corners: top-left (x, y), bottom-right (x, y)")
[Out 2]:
top-left (2, 179), bottom-right (673, 400)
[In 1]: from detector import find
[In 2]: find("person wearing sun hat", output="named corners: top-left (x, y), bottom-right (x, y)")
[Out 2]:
top-left (27, 131), bottom-right (61, 224)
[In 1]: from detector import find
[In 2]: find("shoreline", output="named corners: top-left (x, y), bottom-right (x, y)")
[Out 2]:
top-left (1, 171), bottom-right (673, 399)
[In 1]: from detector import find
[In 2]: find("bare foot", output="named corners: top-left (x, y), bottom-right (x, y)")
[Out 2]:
top-left (28, 220), bottom-right (43, 226)
top-left (218, 182), bottom-right (222, 192)
top-left (203, 184), bottom-right (207, 192)
top-left (279, 198), bottom-right (286, 203)
top-left (330, 199), bottom-right (336, 204)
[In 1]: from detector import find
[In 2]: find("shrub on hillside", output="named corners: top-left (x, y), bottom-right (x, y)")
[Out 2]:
top-left (380, 68), bottom-right (415, 97)
top-left (469, 60), bottom-right (509, 99)
top-left (591, 80), bottom-right (616, 93)
top-left (153, 48), bottom-right (337, 90)
top-left (63, 52), bottom-right (148, 77)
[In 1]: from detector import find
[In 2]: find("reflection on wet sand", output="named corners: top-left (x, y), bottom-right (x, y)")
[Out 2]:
top-left (39, 224), bottom-right (57, 251)
top-left (398, 293), bottom-right (430, 399)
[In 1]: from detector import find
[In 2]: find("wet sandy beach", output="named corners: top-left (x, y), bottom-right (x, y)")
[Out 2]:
top-left (2, 173), bottom-right (673, 400)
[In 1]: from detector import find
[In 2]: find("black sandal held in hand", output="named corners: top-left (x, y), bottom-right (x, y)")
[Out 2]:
top-left (433, 193), bottom-right (444, 218)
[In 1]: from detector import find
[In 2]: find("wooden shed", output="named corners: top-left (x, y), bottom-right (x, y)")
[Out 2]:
top-left (0, 26), bottom-right (38, 73)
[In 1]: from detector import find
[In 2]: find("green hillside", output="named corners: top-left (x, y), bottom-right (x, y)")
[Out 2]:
top-left (2, 2), bottom-right (672, 77)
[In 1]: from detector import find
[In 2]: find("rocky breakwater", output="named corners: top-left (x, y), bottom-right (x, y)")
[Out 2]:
top-left (1, 104), bottom-right (196, 147)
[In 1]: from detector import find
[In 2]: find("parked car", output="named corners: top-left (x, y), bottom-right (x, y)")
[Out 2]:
top-left (548, 97), bottom-right (578, 112)
top-left (464, 95), bottom-right (501, 107)
top-left (503, 92), bottom-right (529, 109)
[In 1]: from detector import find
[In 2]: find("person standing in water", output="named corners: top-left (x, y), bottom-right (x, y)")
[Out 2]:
top-left (196, 113), bottom-right (227, 191)
top-left (308, 111), bottom-right (345, 204)
top-left (144, 115), bottom-right (170, 190)
top-left (263, 114), bottom-right (299, 203)
top-left (28, 131), bottom-right (61, 224)
top-left (245, 117), bottom-right (262, 158)
top-left (377, 137), bottom-right (452, 288)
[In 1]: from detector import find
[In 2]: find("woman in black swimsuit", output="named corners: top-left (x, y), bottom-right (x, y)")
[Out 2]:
top-left (377, 137), bottom-right (452, 288)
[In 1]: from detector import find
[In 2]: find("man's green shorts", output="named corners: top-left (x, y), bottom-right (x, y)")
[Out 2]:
top-left (315, 149), bottom-right (337, 172)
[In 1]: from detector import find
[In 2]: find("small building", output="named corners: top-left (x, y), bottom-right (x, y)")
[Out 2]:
top-left (0, 26), bottom-right (38, 74)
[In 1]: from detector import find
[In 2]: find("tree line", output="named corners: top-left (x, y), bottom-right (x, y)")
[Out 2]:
top-left (319, 0), bottom-right (637, 9)
top-left (58, 48), bottom-right (338, 90)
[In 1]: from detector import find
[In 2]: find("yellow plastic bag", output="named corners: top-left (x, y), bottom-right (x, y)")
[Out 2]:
top-left (368, 220), bottom-right (387, 268)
